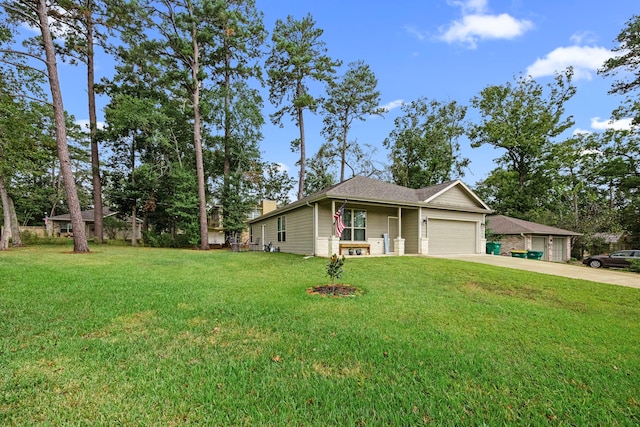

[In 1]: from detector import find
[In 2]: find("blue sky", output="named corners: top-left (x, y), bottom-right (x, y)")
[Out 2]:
top-left (57, 0), bottom-right (638, 187)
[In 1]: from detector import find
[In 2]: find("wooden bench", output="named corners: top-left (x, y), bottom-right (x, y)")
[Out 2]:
top-left (339, 243), bottom-right (370, 255)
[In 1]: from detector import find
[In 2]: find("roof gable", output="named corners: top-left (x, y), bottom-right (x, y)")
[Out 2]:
top-left (420, 180), bottom-right (491, 211)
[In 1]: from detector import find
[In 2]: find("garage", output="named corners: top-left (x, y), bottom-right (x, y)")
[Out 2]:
top-left (428, 219), bottom-right (477, 254)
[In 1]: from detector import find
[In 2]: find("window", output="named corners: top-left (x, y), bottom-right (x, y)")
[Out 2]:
top-left (340, 209), bottom-right (366, 241)
top-left (277, 216), bottom-right (286, 242)
top-left (612, 251), bottom-right (633, 258)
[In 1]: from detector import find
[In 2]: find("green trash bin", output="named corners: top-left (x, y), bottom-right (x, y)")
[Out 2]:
top-left (527, 250), bottom-right (543, 260)
top-left (511, 250), bottom-right (527, 258)
top-left (486, 242), bottom-right (501, 255)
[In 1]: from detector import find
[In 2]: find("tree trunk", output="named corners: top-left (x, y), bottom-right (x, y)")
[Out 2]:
top-left (0, 175), bottom-right (11, 250)
top-left (8, 196), bottom-right (22, 247)
top-left (297, 105), bottom-right (306, 200)
top-left (37, 0), bottom-right (89, 253)
top-left (130, 135), bottom-right (136, 247)
top-left (223, 31), bottom-right (231, 178)
top-left (86, 7), bottom-right (104, 244)
top-left (340, 120), bottom-right (348, 182)
top-left (192, 25), bottom-right (209, 250)
top-left (131, 206), bottom-right (136, 247)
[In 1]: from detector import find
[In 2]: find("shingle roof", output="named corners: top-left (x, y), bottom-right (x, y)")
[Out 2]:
top-left (252, 175), bottom-right (491, 221)
top-left (486, 215), bottom-right (580, 236)
top-left (49, 208), bottom-right (117, 222)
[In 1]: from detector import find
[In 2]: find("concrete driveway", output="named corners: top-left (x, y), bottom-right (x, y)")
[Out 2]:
top-left (434, 254), bottom-right (640, 289)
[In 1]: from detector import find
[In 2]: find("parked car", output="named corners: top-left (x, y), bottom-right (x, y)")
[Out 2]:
top-left (582, 250), bottom-right (640, 268)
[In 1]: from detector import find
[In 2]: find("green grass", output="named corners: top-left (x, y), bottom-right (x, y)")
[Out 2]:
top-left (1, 246), bottom-right (639, 425)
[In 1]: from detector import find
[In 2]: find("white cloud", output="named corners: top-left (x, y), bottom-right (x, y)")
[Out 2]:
top-left (447, 0), bottom-right (488, 14)
top-left (439, 13), bottom-right (533, 49)
top-left (580, 148), bottom-right (603, 156)
top-left (379, 99), bottom-right (404, 112)
top-left (572, 128), bottom-right (592, 136)
top-left (76, 119), bottom-right (106, 132)
top-left (275, 162), bottom-right (288, 173)
top-left (526, 46), bottom-right (613, 80)
top-left (570, 31), bottom-right (597, 45)
top-left (590, 117), bottom-right (633, 131)
top-left (404, 25), bottom-right (426, 41)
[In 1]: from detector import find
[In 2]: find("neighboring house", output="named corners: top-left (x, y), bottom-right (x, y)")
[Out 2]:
top-left (486, 215), bottom-right (580, 262)
top-left (592, 232), bottom-right (631, 252)
top-left (248, 176), bottom-right (492, 257)
top-left (208, 200), bottom-right (278, 246)
top-left (47, 208), bottom-right (142, 241)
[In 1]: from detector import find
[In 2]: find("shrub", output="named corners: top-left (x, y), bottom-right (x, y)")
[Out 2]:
top-left (20, 231), bottom-right (73, 246)
top-left (326, 254), bottom-right (345, 284)
top-left (142, 231), bottom-right (193, 248)
top-left (629, 259), bottom-right (640, 273)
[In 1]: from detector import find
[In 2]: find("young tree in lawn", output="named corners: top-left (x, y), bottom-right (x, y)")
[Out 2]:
top-left (266, 13), bottom-right (341, 200)
top-left (1, 0), bottom-right (89, 252)
top-left (468, 69), bottom-right (576, 218)
top-left (321, 60), bottom-right (384, 182)
top-left (384, 97), bottom-right (469, 189)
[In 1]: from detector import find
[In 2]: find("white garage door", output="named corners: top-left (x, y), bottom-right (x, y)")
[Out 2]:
top-left (428, 219), bottom-right (477, 254)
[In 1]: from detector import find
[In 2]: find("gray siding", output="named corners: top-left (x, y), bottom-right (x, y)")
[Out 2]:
top-left (364, 205), bottom-right (398, 241)
top-left (284, 205), bottom-right (314, 254)
top-left (318, 202), bottom-right (334, 237)
top-left (430, 185), bottom-right (483, 210)
top-left (251, 205), bottom-right (313, 255)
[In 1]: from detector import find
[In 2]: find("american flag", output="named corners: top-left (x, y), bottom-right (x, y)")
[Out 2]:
top-left (333, 202), bottom-right (346, 237)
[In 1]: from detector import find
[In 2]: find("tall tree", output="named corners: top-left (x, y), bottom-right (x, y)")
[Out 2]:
top-left (266, 13), bottom-right (340, 199)
top-left (321, 60), bottom-right (384, 182)
top-left (56, 0), bottom-right (121, 244)
top-left (599, 14), bottom-right (640, 124)
top-left (598, 14), bottom-right (640, 245)
top-left (134, 0), bottom-right (231, 250)
top-left (468, 69), bottom-right (576, 218)
top-left (304, 144), bottom-right (336, 195)
top-left (384, 97), bottom-right (469, 189)
top-left (589, 128), bottom-right (640, 246)
top-left (2, 0), bottom-right (90, 252)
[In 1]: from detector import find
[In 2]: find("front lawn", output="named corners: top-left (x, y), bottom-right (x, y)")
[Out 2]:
top-left (1, 246), bottom-right (639, 425)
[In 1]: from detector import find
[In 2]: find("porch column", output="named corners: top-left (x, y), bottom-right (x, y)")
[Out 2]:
top-left (331, 200), bottom-right (336, 237)
top-left (395, 206), bottom-right (405, 255)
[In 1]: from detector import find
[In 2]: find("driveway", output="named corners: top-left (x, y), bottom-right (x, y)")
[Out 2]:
top-left (434, 254), bottom-right (640, 289)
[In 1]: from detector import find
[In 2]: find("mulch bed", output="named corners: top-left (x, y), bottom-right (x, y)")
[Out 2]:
top-left (306, 284), bottom-right (362, 297)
